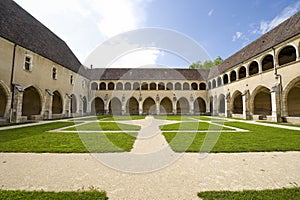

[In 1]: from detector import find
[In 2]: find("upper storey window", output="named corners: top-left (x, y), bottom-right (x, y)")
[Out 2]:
top-left (24, 55), bottom-right (32, 71)
top-left (52, 67), bottom-right (57, 80)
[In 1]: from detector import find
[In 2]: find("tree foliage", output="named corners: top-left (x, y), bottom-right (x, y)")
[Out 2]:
top-left (189, 56), bottom-right (224, 69)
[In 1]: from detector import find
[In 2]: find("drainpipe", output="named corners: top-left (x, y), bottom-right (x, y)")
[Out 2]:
top-left (9, 44), bottom-right (17, 123)
top-left (272, 47), bottom-right (283, 120)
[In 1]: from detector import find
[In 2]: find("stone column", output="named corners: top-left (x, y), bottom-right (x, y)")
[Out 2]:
top-left (173, 95), bottom-right (177, 115)
top-left (189, 94), bottom-right (194, 115)
top-left (65, 94), bottom-right (72, 118)
top-left (213, 95), bottom-right (218, 116)
top-left (242, 89), bottom-right (251, 120)
top-left (156, 94), bottom-right (160, 115)
top-left (270, 84), bottom-right (281, 122)
top-left (43, 89), bottom-right (53, 119)
top-left (104, 94), bottom-right (108, 114)
top-left (225, 92), bottom-right (231, 118)
top-left (10, 84), bottom-right (24, 123)
top-left (138, 95), bottom-right (143, 115)
top-left (121, 95), bottom-right (126, 115)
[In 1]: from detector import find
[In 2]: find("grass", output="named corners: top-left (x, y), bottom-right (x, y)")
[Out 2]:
top-left (258, 121), bottom-right (300, 127)
top-left (160, 122), bottom-right (232, 131)
top-left (0, 190), bottom-right (108, 200)
top-left (101, 115), bottom-right (146, 121)
top-left (198, 187), bottom-right (300, 200)
top-left (65, 122), bottom-right (140, 131)
top-left (154, 115), bottom-right (211, 121)
top-left (163, 121), bottom-right (300, 152)
top-left (0, 122), bottom-right (137, 152)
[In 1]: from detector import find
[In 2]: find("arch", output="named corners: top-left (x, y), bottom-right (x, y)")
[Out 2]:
top-left (230, 71), bottom-right (237, 82)
top-left (262, 54), bottom-right (274, 71)
top-left (91, 82), bottom-right (98, 90)
top-left (278, 45), bottom-right (296, 66)
top-left (238, 66), bottom-right (246, 79)
top-left (251, 86), bottom-right (271, 116)
top-left (160, 97), bottom-right (173, 114)
top-left (158, 82), bottom-right (165, 90)
top-left (133, 82), bottom-right (140, 90)
top-left (126, 97), bottom-right (139, 115)
top-left (183, 82), bottom-right (189, 90)
top-left (125, 82), bottom-right (131, 90)
top-left (166, 82), bottom-right (173, 90)
top-left (218, 94), bottom-right (225, 114)
top-left (194, 97), bottom-right (206, 114)
top-left (176, 97), bottom-right (189, 114)
top-left (283, 77), bottom-right (300, 117)
top-left (217, 77), bottom-right (222, 87)
top-left (22, 86), bottom-right (42, 117)
top-left (82, 96), bottom-right (87, 113)
top-left (52, 91), bottom-right (63, 114)
top-left (208, 81), bottom-right (211, 89)
top-left (249, 61), bottom-right (259, 76)
top-left (108, 82), bottom-right (115, 90)
top-left (223, 74), bottom-right (229, 85)
top-left (150, 82), bottom-right (157, 90)
top-left (199, 82), bottom-right (206, 90)
top-left (143, 97), bottom-right (156, 115)
top-left (99, 82), bottom-right (106, 90)
top-left (116, 82), bottom-right (123, 90)
top-left (231, 91), bottom-right (242, 114)
top-left (141, 82), bottom-right (148, 90)
top-left (175, 82), bottom-right (181, 90)
top-left (109, 97), bottom-right (122, 115)
top-left (91, 97), bottom-right (104, 115)
top-left (191, 82), bottom-right (198, 90)
top-left (212, 79), bottom-right (216, 88)
top-left (71, 94), bottom-right (77, 113)
top-left (0, 83), bottom-right (9, 118)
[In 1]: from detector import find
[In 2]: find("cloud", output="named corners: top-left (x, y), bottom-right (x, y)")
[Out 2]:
top-left (208, 9), bottom-right (214, 16)
top-left (232, 31), bottom-right (243, 42)
top-left (253, 1), bottom-right (300, 34)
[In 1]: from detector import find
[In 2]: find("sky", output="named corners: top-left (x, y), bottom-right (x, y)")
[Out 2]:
top-left (14, 0), bottom-right (300, 68)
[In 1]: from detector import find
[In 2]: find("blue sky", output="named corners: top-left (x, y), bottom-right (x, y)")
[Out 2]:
top-left (14, 0), bottom-right (300, 68)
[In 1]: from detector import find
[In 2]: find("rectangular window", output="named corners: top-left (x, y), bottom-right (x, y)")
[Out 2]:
top-left (70, 75), bottom-right (73, 85)
top-left (24, 56), bottom-right (32, 71)
top-left (52, 67), bottom-right (57, 80)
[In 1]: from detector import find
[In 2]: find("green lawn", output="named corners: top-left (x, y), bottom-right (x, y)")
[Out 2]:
top-left (258, 121), bottom-right (300, 127)
top-left (160, 122), bottom-right (232, 131)
top-left (66, 122), bottom-right (140, 131)
top-left (101, 115), bottom-right (146, 121)
top-left (154, 115), bottom-right (211, 121)
top-left (0, 190), bottom-right (107, 200)
top-left (198, 187), bottom-right (300, 200)
top-left (0, 122), bottom-right (137, 153)
top-left (163, 121), bottom-right (300, 152)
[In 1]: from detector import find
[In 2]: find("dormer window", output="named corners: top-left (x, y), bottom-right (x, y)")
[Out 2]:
top-left (52, 67), bottom-right (57, 79)
top-left (24, 55), bottom-right (32, 71)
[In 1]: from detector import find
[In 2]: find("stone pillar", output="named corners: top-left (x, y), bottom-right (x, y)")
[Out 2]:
top-left (10, 84), bottom-right (24, 123)
top-left (242, 89), bottom-right (251, 120)
top-left (189, 94), bottom-right (194, 115)
top-left (270, 84), bottom-right (281, 122)
top-left (138, 95), bottom-right (143, 115)
top-left (173, 95), bottom-right (177, 115)
top-left (104, 94), bottom-right (108, 114)
top-left (121, 95), bottom-right (126, 115)
top-left (225, 92), bottom-right (232, 118)
top-left (156, 94), bottom-right (160, 115)
top-left (213, 95), bottom-right (218, 116)
top-left (65, 94), bottom-right (72, 118)
top-left (43, 89), bottom-right (53, 119)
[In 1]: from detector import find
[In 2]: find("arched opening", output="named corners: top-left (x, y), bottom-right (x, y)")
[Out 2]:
top-left (141, 82), bottom-right (148, 90)
top-left (52, 91), bottom-right (63, 114)
top-left (278, 45), bottom-right (296, 66)
top-left (0, 84), bottom-right (8, 117)
top-left (150, 82), bottom-right (157, 90)
top-left (183, 82), bottom-right (189, 90)
top-left (116, 82), bottom-right (123, 90)
top-left (158, 82), bottom-right (165, 90)
top-left (217, 77), bottom-right (222, 87)
top-left (91, 82), bottom-right (98, 90)
top-left (287, 80), bottom-right (300, 116)
top-left (218, 94), bottom-right (225, 114)
top-left (109, 97), bottom-right (122, 115)
top-left (232, 91), bottom-right (242, 114)
top-left (194, 97), bottom-right (206, 114)
top-left (230, 71), bottom-right (237, 82)
top-left (238, 66), bottom-right (246, 79)
top-left (212, 80), bottom-right (216, 88)
top-left (208, 82), bottom-right (211, 89)
top-left (253, 87), bottom-right (271, 116)
top-left (143, 97), bottom-right (156, 115)
top-left (125, 82), bottom-right (131, 90)
top-left (160, 97), bottom-right (173, 114)
top-left (223, 74), bottom-right (229, 85)
top-left (166, 82), bottom-right (173, 90)
top-left (191, 82), bottom-right (198, 90)
top-left (71, 94), bottom-right (77, 114)
top-left (249, 61), bottom-right (259, 76)
top-left (22, 86), bottom-right (41, 117)
top-left (126, 97), bottom-right (139, 115)
top-left (199, 83), bottom-right (206, 90)
top-left (82, 96), bottom-right (87, 113)
top-left (176, 97), bottom-right (189, 114)
top-left (175, 82), bottom-right (181, 90)
top-left (99, 82), bottom-right (106, 90)
top-left (108, 82), bottom-right (115, 90)
top-left (262, 54), bottom-right (274, 71)
top-left (133, 82), bottom-right (140, 90)
top-left (91, 97), bottom-right (104, 115)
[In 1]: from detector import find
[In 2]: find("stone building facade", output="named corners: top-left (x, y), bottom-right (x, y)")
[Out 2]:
top-left (0, 0), bottom-right (299, 123)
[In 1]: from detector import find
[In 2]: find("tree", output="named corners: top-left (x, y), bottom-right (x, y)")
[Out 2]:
top-left (189, 56), bottom-right (223, 69)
